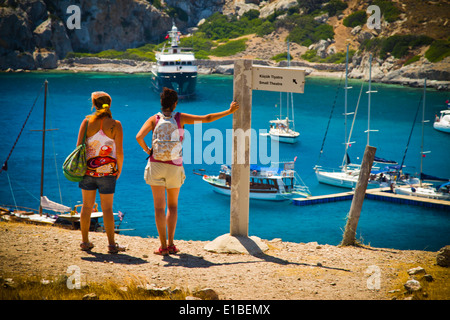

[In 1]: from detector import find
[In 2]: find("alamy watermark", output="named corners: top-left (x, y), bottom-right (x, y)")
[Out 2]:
top-left (367, 5), bottom-right (381, 30)
top-left (365, 265), bottom-right (381, 290)
top-left (180, 123), bottom-right (279, 166)
top-left (169, 125), bottom-right (281, 165)
top-left (66, 265), bottom-right (81, 289)
top-left (66, 5), bottom-right (81, 30)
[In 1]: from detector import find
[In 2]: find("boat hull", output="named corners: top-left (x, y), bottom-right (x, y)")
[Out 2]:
top-left (151, 71), bottom-right (197, 99)
top-left (315, 170), bottom-right (387, 189)
top-left (269, 134), bottom-right (299, 144)
top-left (433, 122), bottom-right (450, 133)
top-left (394, 186), bottom-right (450, 200)
top-left (210, 183), bottom-right (290, 201)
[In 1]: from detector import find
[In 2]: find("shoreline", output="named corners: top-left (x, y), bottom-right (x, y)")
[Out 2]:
top-left (1, 220), bottom-right (448, 300)
top-left (3, 57), bottom-right (449, 91)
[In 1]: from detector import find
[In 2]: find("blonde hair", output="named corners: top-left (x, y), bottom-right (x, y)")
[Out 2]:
top-left (88, 91), bottom-right (112, 121)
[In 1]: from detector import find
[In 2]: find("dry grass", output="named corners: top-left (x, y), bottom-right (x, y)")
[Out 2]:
top-left (0, 274), bottom-right (189, 300)
top-left (388, 262), bottom-right (450, 300)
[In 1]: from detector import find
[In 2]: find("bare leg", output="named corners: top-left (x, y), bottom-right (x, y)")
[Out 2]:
top-left (151, 186), bottom-right (167, 250)
top-left (166, 187), bottom-right (180, 247)
top-left (99, 193), bottom-right (116, 246)
top-left (80, 189), bottom-right (97, 244)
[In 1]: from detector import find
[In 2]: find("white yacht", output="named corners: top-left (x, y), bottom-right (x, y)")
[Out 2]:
top-left (433, 110), bottom-right (450, 133)
top-left (151, 24), bottom-right (197, 98)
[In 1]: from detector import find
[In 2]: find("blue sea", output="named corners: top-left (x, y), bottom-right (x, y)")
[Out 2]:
top-left (0, 72), bottom-right (449, 251)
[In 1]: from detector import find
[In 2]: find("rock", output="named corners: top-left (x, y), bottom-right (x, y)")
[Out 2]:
top-left (137, 284), bottom-right (171, 297)
top-left (0, 51), bottom-right (36, 70)
top-left (436, 245), bottom-right (450, 267)
top-left (50, 20), bottom-right (73, 60)
top-left (148, 286), bottom-right (171, 297)
top-left (204, 234), bottom-right (269, 255)
top-left (351, 25), bottom-right (362, 35)
top-left (404, 280), bottom-right (421, 292)
top-left (259, 0), bottom-right (298, 19)
top-left (214, 64), bottom-right (234, 75)
top-left (193, 288), bottom-right (219, 300)
top-left (82, 293), bottom-right (99, 300)
top-left (185, 295), bottom-right (202, 300)
top-left (311, 39), bottom-right (330, 59)
top-left (314, 13), bottom-right (329, 24)
top-left (357, 31), bottom-right (373, 43)
top-left (407, 267), bottom-right (426, 276)
top-left (33, 18), bottom-right (52, 49)
top-left (423, 274), bottom-right (434, 282)
top-left (33, 50), bottom-right (58, 69)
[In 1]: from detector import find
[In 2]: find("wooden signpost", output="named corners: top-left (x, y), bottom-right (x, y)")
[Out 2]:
top-left (205, 60), bottom-right (305, 254)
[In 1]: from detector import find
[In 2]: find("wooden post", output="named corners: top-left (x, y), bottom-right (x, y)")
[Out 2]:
top-left (341, 145), bottom-right (377, 246)
top-left (39, 80), bottom-right (48, 216)
top-left (230, 60), bottom-right (252, 237)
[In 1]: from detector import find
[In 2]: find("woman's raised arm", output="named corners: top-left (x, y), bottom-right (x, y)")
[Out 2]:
top-left (180, 101), bottom-right (239, 126)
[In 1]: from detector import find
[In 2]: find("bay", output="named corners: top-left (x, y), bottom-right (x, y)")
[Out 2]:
top-left (0, 72), bottom-right (448, 251)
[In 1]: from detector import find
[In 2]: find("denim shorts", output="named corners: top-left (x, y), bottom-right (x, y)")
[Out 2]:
top-left (79, 175), bottom-right (117, 194)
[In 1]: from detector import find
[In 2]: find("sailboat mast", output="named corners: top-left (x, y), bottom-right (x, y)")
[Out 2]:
top-left (287, 41), bottom-right (296, 132)
top-left (39, 80), bottom-right (48, 216)
top-left (367, 54), bottom-right (372, 146)
top-left (420, 78), bottom-right (427, 187)
top-left (344, 44), bottom-right (349, 169)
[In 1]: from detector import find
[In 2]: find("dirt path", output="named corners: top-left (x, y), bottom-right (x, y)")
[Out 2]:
top-left (1, 221), bottom-right (445, 300)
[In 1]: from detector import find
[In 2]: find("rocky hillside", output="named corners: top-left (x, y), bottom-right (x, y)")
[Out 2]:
top-left (1, 0), bottom-right (449, 89)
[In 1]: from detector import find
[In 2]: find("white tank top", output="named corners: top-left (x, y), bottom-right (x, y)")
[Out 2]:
top-left (85, 118), bottom-right (117, 177)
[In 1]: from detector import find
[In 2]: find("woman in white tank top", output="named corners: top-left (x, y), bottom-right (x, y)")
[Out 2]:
top-left (76, 91), bottom-right (125, 254)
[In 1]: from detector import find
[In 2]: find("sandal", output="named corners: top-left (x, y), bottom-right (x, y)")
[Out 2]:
top-left (154, 247), bottom-right (169, 256)
top-left (108, 243), bottom-right (126, 254)
top-left (168, 244), bottom-right (180, 254)
top-left (80, 242), bottom-right (94, 251)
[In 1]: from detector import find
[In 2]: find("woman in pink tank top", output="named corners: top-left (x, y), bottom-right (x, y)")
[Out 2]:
top-left (76, 91), bottom-right (125, 254)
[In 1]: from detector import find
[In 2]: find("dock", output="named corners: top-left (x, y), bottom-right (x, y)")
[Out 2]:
top-left (293, 187), bottom-right (450, 210)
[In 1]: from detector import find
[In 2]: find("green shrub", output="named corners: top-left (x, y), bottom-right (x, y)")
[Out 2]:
top-left (362, 35), bottom-right (434, 59)
top-left (297, 0), bottom-right (328, 14)
top-left (301, 49), bottom-right (319, 61)
top-left (195, 50), bottom-right (210, 59)
top-left (211, 38), bottom-right (247, 57)
top-left (425, 40), bottom-right (450, 62)
top-left (283, 14), bottom-right (334, 45)
top-left (380, 35), bottom-right (433, 59)
top-left (242, 9), bottom-right (260, 20)
top-left (323, 0), bottom-right (348, 16)
top-left (301, 49), bottom-right (355, 64)
top-left (65, 44), bottom-right (156, 62)
top-left (198, 12), bottom-right (262, 40)
top-left (371, 0), bottom-right (401, 23)
top-left (255, 20), bottom-right (275, 37)
top-left (180, 34), bottom-right (213, 52)
top-left (404, 55), bottom-right (420, 65)
top-left (343, 10), bottom-right (367, 28)
top-left (271, 52), bottom-right (293, 62)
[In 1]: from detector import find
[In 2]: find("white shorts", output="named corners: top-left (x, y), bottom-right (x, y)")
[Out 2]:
top-left (144, 161), bottom-right (186, 189)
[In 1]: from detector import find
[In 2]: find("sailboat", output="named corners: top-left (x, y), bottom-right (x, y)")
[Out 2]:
top-left (263, 42), bottom-right (300, 143)
top-left (314, 49), bottom-right (397, 189)
top-left (394, 79), bottom-right (450, 201)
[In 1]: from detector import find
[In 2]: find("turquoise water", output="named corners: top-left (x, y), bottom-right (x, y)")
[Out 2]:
top-left (0, 72), bottom-right (449, 251)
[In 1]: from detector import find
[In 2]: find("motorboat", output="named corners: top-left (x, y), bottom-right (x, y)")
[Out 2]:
top-left (202, 160), bottom-right (310, 201)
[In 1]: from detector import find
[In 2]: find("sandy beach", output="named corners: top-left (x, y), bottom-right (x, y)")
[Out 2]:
top-left (1, 220), bottom-right (448, 300)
